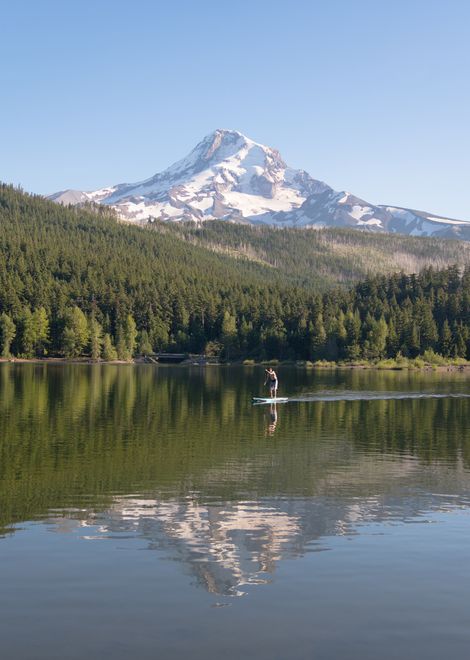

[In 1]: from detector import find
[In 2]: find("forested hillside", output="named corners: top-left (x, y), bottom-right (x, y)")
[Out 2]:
top-left (0, 184), bottom-right (469, 361)
top-left (151, 219), bottom-right (470, 289)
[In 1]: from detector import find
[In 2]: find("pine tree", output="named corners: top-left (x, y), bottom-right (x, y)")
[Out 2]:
top-left (221, 310), bottom-right (237, 359)
top-left (364, 316), bottom-right (388, 359)
top-left (309, 313), bottom-right (326, 360)
top-left (116, 331), bottom-right (130, 361)
top-left (124, 314), bottom-right (138, 358)
top-left (138, 329), bottom-right (153, 355)
top-left (344, 309), bottom-right (361, 360)
top-left (102, 333), bottom-right (118, 361)
top-left (439, 320), bottom-right (452, 357)
top-left (20, 308), bottom-right (35, 358)
top-left (32, 307), bottom-right (49, 356)
top-left (345, 309), bottom-right (361, 344)
top-left (114, 315), bottom-right (138, 361)
top-left (452, 322), bottom-right (467, 358)
top-left (88, 315), bottom-right (103, 361)
top-left (334, 311), bottom-right (347, 359)
top-left (386, 317), bottom-right (399, 357)
top-left (0, 312), bottom-right (16, 358)
top-left (62, 307), bottom-right (89, 357)
top-left (402, 319), bottom-right (420, 357)
top-left (264, 318), bottom-right (287, 359)
top-left (416, 299), bottom-right (438, 351)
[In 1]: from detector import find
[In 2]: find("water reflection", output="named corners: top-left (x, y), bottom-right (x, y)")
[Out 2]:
top-left (1, 363), bottom-right (470, 597)
top-left (69, 476), bottom-right (470, 598)
top-left (266, 402), bottom-right (278, 436)
top-left (81, 498), bottom-right (300, 596)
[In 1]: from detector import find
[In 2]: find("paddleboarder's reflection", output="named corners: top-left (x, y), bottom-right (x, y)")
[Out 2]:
top-left (267, 403), bottom-right (278, 435)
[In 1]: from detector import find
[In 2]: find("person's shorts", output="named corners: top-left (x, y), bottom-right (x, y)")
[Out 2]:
top-left (269, 380), bottom-right (278, 391)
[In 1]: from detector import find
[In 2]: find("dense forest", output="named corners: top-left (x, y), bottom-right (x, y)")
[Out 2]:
top-left (151, 218), bottom-right (470, 289)
top-left (0, 183), bottom-right (469, 362)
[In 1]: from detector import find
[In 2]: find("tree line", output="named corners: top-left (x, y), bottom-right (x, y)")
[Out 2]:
top-left (0, 184), bottom-right (469, 361)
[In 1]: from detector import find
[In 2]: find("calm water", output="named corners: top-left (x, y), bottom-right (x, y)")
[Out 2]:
top-left (1, 364), bottom-right (470, 659)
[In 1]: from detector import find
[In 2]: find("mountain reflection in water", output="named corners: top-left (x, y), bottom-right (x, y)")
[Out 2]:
top-left (74, 456), bottom-right (470, 598)
top-left (1, 363), bottom-right (470, 599)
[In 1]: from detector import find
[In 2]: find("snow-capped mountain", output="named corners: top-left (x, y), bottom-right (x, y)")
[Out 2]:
top-left (49, 129), bottom-right (470, 239)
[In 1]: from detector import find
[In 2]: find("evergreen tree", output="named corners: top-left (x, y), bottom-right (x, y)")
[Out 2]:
top-left (88, 316), bottom-right (103, 361)
top-left (439, 320), bottom-right (452, 357)
top-left (116, 331), bottom-right (130, 361)
top-left (114, 315), bottom-right (137, 361)
top-left (238, 316), bottom-right (253, 354)
top-left (62, 307), bottom-right (89, 357)
top-left (364, 316), bottom-right (388, 360)
top-left (124, 313), bottom-right (138, 358)
top-left (345, 309), bottom-right (362, 360)
top-left (309, 313), bottom-right (327, 360)
top-left (345, 309), bottom-right (361, 344)
top-left (452, 322), bottom-right (467, 358)
top-left (263, 318), bottom-right (287, 359)
top-left (221, 310), bottom-right (237, 359)
top-left (334, 311), bottom-right (347, 359)
top-left (386, 317), bottom-right (399, 357)
top-left (0, 312), bottom-right (16, 358)
top-left (102, 333), bottom-right (118, 361)
top-left (138, 329), bottom-right (153, 355)
top-left (32, 307), bottom-right (49, 356)
top-left (415, 299), bottom-right (438, 350)
top-left (20, 308), bottom-right (35, 358)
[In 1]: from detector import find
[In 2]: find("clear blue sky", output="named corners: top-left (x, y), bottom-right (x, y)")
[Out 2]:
top-left (2, 0), bottom-right (469, 218)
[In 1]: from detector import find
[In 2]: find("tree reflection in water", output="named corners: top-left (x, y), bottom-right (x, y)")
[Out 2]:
top-left (1, 363), bottom-right (470, 596)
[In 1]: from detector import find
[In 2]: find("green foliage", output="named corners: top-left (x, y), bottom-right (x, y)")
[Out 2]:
top-left (138, 329), bottom-right (153, 355)
top-left (88, 315), bottom-right (103, 361)
top-left (19, 308), bottom-right (36, 358)
top-left (32, 307), bottom-right (49, 356)
top-left (102, 333), bottom-right (118, 361)
top-left (204, 340), bottom-right (222, 358)
top-left (62, 307), bottom-right (89, 357)
top-left (422, 349), bottom-right (448, 366)
top-left (221, 310), bottom-right (237, 359)
top-left (0, 313), bottom-right (16, 358)
top-left (124, 314), bottom-right (138, 357)
top-left (0, 185), bottom-right (469, 363)
top-left (155, 219), bottom-right (470, 290)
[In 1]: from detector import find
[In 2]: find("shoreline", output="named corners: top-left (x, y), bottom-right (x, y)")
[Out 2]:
top-left (1, 357), bottom-right (469, 372)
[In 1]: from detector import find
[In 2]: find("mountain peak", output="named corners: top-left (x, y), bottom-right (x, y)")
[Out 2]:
top-left (188, 128), bottom-right (259, 167)
top-left (208, 128), bottom-right (249, 141)
top-left (48, 130), bottom-right (470, 239)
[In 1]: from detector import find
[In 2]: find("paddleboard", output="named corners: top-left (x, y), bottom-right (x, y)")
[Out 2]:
top-left (252, 397), bottom-right (288, 404)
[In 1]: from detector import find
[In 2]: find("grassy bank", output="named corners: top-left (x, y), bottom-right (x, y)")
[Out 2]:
top-left (243, 350), bottom-right (470, 371)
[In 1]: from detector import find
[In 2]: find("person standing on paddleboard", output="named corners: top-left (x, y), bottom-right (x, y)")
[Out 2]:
top-left (264, 367), bottom-right (278, 398)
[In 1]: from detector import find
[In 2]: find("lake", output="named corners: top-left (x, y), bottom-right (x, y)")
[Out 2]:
top-left (1, 364), bottom-right (470, 659)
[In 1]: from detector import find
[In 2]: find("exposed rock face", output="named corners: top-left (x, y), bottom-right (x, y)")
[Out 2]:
top-left (49, 128), bottom-right (470, 239)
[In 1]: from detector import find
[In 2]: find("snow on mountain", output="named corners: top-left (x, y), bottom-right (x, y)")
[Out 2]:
top-left (49, 129), bottom-right (470, 239)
